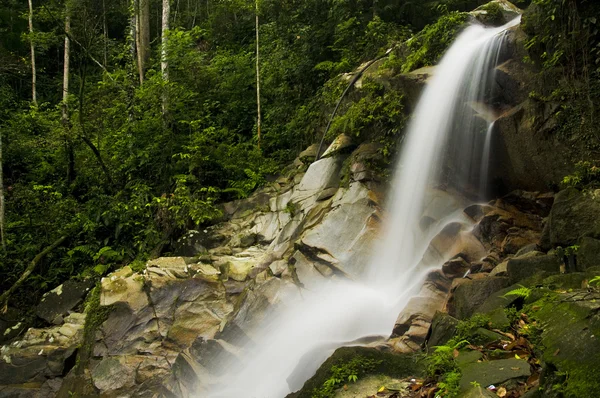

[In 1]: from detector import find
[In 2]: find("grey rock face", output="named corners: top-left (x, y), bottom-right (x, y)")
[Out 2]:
top-left (35, 280), bottom-right (94, 324)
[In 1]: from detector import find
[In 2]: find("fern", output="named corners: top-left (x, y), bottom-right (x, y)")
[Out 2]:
top-left (503, 285), bottom-right (532, 299)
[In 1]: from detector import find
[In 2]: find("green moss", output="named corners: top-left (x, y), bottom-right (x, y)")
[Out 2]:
top-left (480, 3), bottom-right (504, 25)
top-left (311, 355), bottom-right (382, 398)
top-left (292, 347), bottom-right (423, 398)
top-left (527, 292), bottom-right (600, 397)
top-left (402, 12), bottom-right (469, 73)
top-left (76, 284), bottom-right (113, 372)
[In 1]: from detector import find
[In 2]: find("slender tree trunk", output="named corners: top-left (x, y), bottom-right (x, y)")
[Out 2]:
top-left (63, 10), bottom-right (74, 184)
top-left (78, 66), bottom-right (115, 189)
top-left (136, 0), bottom-right (150, 84)
top-left (161, 0), bottom-right (170, 118)
top-left (0, 236), bottom-right (67, 310)
top-left (28, 0), bottom-right (37, 105)
top-left (0, 129), bottom-right (5, 253)
top-left (255, 1), bottom-right (262, 149)
top-left (103, 0), bottom-right (108, 67)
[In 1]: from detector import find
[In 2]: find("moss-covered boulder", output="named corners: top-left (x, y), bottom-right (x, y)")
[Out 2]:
top-left (541, 188), bottom-right (600, 249)
top-left (448, 276), bottom-right (511, 320)
top-left (531, 291), bottom-right (600, 397)
top-left (287, 346), bottom-right (423, 398)
top-left (507, 254), bottom-right (562, 284)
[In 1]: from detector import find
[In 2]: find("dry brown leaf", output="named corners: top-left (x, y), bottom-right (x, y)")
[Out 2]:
top-left (453, 349), bottom-right (460, 358)
top-left (496, 386), bottom-right (507, 397)
top-left (553, 348), bottom-right (560, 356)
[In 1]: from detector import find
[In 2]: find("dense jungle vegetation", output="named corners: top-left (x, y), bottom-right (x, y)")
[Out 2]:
top-left (0, 0), bottom-right (598, 315)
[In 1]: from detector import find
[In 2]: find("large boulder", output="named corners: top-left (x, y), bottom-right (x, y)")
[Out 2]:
top-left (35, 280), bottom-right (94, 324)
top-left (289, 155), bottom-right (345, 210)
top-left (448, 276), bottom-right (511, 319)
top-left (298, 182), bottom-right (380, 278)
top-left (531, 291), bottom-right (600, 397)
top-left (541, 188), bottom-right (600, 249)
top-left (506, 253), bottom-right (561, 284)
top-left (491, 100), bottom-right (575, 192)
top-left (577, 237), bottom-right (600, 270)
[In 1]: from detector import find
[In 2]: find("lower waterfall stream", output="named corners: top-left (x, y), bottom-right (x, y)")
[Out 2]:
top-left (205, 17), bottom-right (521, 398)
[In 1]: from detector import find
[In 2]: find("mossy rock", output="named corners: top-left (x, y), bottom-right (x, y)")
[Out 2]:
top-left (427, 311), bottom-right (459, 349)
top-left (530, 291), bottom-right (600, 397)
top-left (458, 358), bottom-right (531, 393)
top-left (287, 346), bottom-right (424, 398)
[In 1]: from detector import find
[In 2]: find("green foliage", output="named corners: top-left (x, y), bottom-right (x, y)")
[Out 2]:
top-left (554, 244), bottom-right (580, 259)
top-left (426, 340), bottom-right (468, 398)
top-left (479, 2), bottom-right (504, 25)
top-left (401, 11), bottom-right (469, 73)
top-left (454, 314), bottom-right (492, 341)
top-left (502, 285), bottom-right (533, 300)
top-left (329, 80), bottom-right (407, 145)
top-left (522, 0), bottom-right (600, 147)
top-left (561, 161), bottom-right (600, 189)
top-left (312, 356), bottom-right (382, 398)
top-left (588, 276), bottom-right (600, 286)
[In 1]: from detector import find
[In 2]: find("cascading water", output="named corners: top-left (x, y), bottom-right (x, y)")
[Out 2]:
top-left (205, 16), bottom-right (520, 398)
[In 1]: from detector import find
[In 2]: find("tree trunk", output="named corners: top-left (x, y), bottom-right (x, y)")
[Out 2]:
top-left (0, 236), bottom-right (68, 310)
top-left (255, 1), bottom-right (262, 149)
top-left (78, 66), bottom-right (115, 189)
top-left (28, 0), bottom-right (37, 105)
top-left (136, 0), bottom-right (151, 83)
top-left (161, 0), bottom-right (170, 118)
top-left (63, 9), bottom-right (74, 184)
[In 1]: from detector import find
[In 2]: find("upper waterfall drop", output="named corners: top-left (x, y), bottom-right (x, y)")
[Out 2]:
top-left (368, 16), bottom-right (521, 292)
top-left (204, 16), bottom-right (521, 398)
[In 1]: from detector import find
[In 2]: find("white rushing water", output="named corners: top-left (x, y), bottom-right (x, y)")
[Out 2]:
top-left (205, 17), bottom-right (520, 398)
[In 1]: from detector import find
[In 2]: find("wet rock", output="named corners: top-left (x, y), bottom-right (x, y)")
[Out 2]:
top-left (442, 257), bottom-right (470, 279)
top-left (347, 142), bottom-right (386, 183)
top-left (222, 192), bottom-right (271, 220)
top-left (289, 155), bottom-right (345, 210)
top-left (492, 101), bottom-right (576, 192)
top-left (300, 191), bottom-right (379, 277)
top-left (502, 190), bottom-right (554, 217)
top-left (506, 253), bottom-right (561, 284)
top-left (91, 357), bottom-right (135, 391)
top-left (426, 312), bottom-right (459, 349)
top-left (542, 188), bottom-right (600, 249)
top-left (288, 347), bottom-right (423, 398)
top-left (501, 228), bottom-right (539, 255)
top-left (577, 237), bottom-right (600, 270)
top-left (393, 283), bottom-right (447, 344)
top-left (36, 280), bottom-right (94, 324)
top-left (448, 276), bottom-right (511, 319)
top-left (471, 0), bottom-right (523, 26)
top-left (530, 291), bottom-right (600, 397)
top-left (462, 385), bottom-right (498, 398)
top-left (0, 308), bottom-right (26, 344)
top-left (173, 229), bottom-right (218, 256)
top-left (0, 313), bottom-right (85, 387)
top-left (298, 144), bottom-right (319, 162)
top-left (321, 134), bottom-right (356, 158)
top-left (458, 358), bottom-right (531, 393)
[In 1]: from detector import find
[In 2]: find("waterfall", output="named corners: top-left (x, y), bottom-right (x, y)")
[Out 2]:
top-left (205, 17), bottom-right (520, 398)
